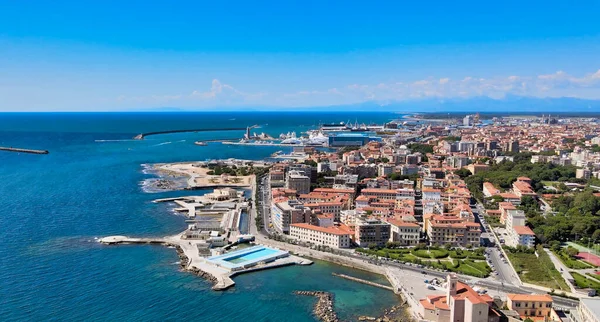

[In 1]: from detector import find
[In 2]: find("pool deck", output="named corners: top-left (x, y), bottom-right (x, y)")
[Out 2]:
top-left (99, 234), bottom-right (312, 291)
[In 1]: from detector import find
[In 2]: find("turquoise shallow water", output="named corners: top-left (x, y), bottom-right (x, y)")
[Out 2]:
top-left (0, 112), bottom-right (401, 321)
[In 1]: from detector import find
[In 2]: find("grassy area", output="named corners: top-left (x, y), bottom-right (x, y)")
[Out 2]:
top-left (571, 272), bottom-right (600, 293)
top-left (356, 247), bottom-right (490, 277)
top-left (587, 273), bottom-right (600, 282)
top-left (411, 248), bottom-right (449, 259)
top-left (553, 250), bottom-right (595, 269)
top-left (541, 181), bottom-right (560, 187)
top-left (505, 246), bottom-right (570, 291)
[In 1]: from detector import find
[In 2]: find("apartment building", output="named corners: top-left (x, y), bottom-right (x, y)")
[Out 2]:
top-left (355, 218), bottom-right (391, 247)
top-left (271, 199), bottom-right (311, 234)
top-left (426, 215), bottom-right (481, 247)
top-left (512, 179), bottom-right (536, 198)
top-left (483, 182), bottom-right (501, 197)
top-left (286, 171), bottom-right (311, 194)
top-left (387, 219), bottom-right (420, 246)
top-left (505, 208), bottom-right (536, 248)
top-left (289, 223), bottom-right (352, 249)
top-left (508, 226), bottom-right (536, 248)
top-left (303, 202), bottom-right (343, 222)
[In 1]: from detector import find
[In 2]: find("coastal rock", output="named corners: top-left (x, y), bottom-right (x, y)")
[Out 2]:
top-left (294, 291), bottom-right (338, 322)
top-left (175, 246), bottom-right (218, 284)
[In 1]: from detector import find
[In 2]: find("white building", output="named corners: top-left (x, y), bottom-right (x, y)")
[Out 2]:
top-left (505, 209), bottom-right (535, 248)
top-left (387, 219), bottom-right (420, 246)
top-left (571, 298), bottom-right (600, 322)
top-left (271, 199), bottom-right (311, 234)
top-left (290, 223), bottom-right (351, 248)
top-left (422, 188), bottom-right (442, 201)
top-left (378, 163), bottom-right (395, 177)
top-left (507, 226), bottom-right (536, 248)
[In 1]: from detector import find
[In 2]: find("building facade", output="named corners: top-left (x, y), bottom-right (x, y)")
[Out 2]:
top-left (289, 223), bottom-right (351, 248)
top-left (355, 218), bottom-right (391, 247)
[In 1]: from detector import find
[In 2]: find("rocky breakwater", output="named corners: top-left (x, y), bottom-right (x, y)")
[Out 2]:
top-left (175, 246), bottom-right (218, 285)
top-left (294, 291), bottom-right (338, 322)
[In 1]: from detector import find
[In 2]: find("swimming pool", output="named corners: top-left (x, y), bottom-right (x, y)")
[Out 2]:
top-left (225, 248), bottom-right (280, 264)
top-left (206, 245), bottom-right (289, 270)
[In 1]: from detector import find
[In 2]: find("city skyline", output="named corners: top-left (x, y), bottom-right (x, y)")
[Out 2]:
top-left (1, 1), bottom-right (599, 111)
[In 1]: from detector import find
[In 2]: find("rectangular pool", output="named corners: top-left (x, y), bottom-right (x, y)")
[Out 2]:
top-left (206, 245), bottom-right (289, 270)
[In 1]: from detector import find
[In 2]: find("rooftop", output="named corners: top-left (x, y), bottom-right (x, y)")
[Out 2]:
top-left (291, 223), bottom-right (351, 236)
top-left (507, 294), bottom-right (553, 302)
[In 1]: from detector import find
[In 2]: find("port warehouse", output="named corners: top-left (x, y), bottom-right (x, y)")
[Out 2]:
top-left (327, 133), bottom-right (382, 147)
top-left (206, 245), bottom-right (289, 271)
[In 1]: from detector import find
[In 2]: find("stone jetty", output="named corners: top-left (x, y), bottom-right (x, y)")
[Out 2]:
top-left (294, 291), bottom-right (338, 322)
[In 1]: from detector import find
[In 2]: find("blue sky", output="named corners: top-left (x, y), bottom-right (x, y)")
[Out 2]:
top-left (0, 1), bottom-right (599, 111)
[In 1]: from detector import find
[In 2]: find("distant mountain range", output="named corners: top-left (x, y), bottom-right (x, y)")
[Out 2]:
top-left (140, 95), bottom-right (600, 114)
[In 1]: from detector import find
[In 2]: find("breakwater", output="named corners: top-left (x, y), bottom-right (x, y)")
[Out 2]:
top-left (331, 272), bottom-right (394, 291)
top-left (133, 127), bottom-right (247, 140)
top-left (294, 291), bottom-right (338, 322)
top-left (0, 147), bottom-right (48, 154)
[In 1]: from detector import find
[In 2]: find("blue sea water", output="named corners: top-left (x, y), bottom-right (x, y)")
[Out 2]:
top-left (0, 112), bottom-right (402, 321)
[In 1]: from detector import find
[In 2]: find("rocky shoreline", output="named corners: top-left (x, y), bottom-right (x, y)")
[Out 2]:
top-left (175, 246), bottom-right (218, 285)
top-left (358, 304), bottom-right (413, 322)
top-left (294, 291), bottom-right (338, 322)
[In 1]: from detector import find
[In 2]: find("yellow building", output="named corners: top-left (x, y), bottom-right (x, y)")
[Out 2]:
top-left (506, 294), bottom-right (554, 320)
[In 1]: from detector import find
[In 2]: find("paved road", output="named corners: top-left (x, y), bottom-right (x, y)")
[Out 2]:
top-left (544, 249), bottom-right (577, 293)
top-left (471, 202), bottom-right (521, 286)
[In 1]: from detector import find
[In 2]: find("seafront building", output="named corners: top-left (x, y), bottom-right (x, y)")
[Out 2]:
top-left (270, 199), bottom-right (311, 234)
top-left (289, 223), bottom-right (352, 248)
top-left (386, 219), bottom-right (420, 246)
top-left (425, 214), bottom-right (481, 247)
top-left (355, 217), bottom-right (391, 247)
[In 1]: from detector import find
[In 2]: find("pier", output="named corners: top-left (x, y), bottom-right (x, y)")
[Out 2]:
top-left (0, 147), bottom-right (48, 154)
top-left (133, 127), bottom-right (247, 140)
top-left (331, 272), bottom-right (394, 291)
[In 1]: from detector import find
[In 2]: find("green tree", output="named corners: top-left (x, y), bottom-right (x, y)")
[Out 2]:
top-left (454, 168), bottom-right (472, 179)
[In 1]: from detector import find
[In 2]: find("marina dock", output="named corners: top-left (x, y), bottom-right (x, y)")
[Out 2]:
top-left (0, 147), bottom-right (49, 154)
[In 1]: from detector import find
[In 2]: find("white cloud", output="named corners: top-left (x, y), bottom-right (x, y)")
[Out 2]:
top-left (117, 69), bottom-right (600, 108)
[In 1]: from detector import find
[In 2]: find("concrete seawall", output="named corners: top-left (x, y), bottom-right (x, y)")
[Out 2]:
top-left (134, 127), bottom-right (246, 140)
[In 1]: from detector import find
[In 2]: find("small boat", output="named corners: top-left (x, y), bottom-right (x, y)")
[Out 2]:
top-left (194, 141), bottom-right (207, 146)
